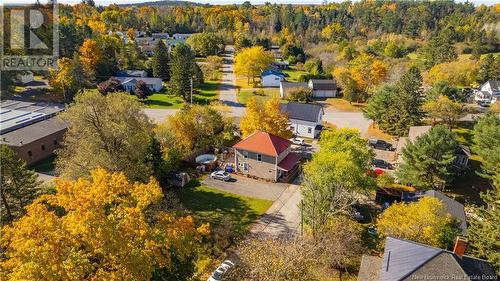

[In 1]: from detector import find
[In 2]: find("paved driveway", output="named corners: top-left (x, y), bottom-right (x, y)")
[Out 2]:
top-left (203, 175), bottom-right (288, 201)
top-left (250, 184), bottom-right (301, 237)
top-left (323, 107), bottom-right (371, 136)
top-left (143, 108), bottom-right (179, 123)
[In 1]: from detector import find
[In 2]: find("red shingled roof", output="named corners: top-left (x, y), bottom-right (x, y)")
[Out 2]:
top-left (278, 152), bottom-right (301, 171)
top-left (233, 131), bottom-right (291, 156)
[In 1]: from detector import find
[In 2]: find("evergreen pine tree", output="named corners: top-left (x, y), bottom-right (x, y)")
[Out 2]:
top-left (0, 145), bottom-right (40, 223)
top-left (169, 43), bottom-right (195, 101)
top-left (152, 40), bottom-right (170, 81)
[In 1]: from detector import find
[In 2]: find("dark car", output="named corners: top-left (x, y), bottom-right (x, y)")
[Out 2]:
top-left (373, 159), bottom-right (393, 170)
top-left (368, 139), bottom-right (393, 151)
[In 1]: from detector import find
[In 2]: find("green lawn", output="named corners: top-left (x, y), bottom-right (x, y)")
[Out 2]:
top-left (238, 88), bottom-right (281, 105)
top-left (133, 80), bottom-right (220, 109)
top-left (282, 66), bottom-right (308, 82)
top-left (175, 182), bottom-right (272, 236)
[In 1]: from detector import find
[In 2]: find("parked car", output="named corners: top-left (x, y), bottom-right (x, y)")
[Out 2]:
top-left (368, 139), bottom-right (393, 151)
top-left (208, 260), bottom-right (235, 281)
top-left (372, 159), bottom-right (393, 169)
top-left (290, 137), bottom-right (305, 145)
top-left (211, 170), bottom-right (231, 181)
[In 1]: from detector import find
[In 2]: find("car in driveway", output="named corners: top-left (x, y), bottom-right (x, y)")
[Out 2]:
top-left (368, 139), bottom-right (393, 151)
top-left (373, 159), bottom-right (393, 170)
top-left (290, 137), bottom-right (305, 146)
top-left (208, 260), bottom-right (235, 281)
top-left (210, 170), bottom-right (231, 181)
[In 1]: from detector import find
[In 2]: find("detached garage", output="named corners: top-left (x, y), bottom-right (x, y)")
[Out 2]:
top-left (308, 79), bottom-right (337, 98)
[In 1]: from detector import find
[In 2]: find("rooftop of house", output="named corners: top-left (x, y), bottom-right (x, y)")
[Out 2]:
top-left (280, 81), bottom-right (308, 89)
top-left (358, 237), bottom-right (497, 281)
top-left (0, 117), bottom-right (67, 147)
top-left (116, 70), bottom-right (148, 77)
top-left (0, 100), bottom-right (64, 134)
top-left (280, 102), bottom-right (323, 123)
top-left (482, 80), bottom-right (500, 91)
top-left (309, 79), bottom-right (336, 90)
top-left (261, 69), bottom-right (285, 77)
top-left (233, 131), bottom-right (291, 157)
top-left (423, 190), bottom-right (468, 236)
top-left (113, 77), bottom-right (163, 85)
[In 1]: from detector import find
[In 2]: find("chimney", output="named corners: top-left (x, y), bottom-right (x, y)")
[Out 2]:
top-left (453, 236), bottom-right (468, 258)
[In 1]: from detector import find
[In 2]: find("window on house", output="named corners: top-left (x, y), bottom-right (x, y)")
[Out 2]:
top-left (41, 145), bottom-right (45, 151)
top-left (28, 150), bottom-right (32, 157)
top-left (308, 127), bottom-right (312, 134)
top-left (290, 126), bottom-right (295, 131)
top-left (53, 139), bottom-right (58, 146)
top-left (243, 151), bottom-right (248, 159)
top-left (257, 154), bottom-right (262, 161)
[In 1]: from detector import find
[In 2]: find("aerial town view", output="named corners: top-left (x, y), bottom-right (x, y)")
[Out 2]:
top-left (0, 0), bottom-right (499, 280)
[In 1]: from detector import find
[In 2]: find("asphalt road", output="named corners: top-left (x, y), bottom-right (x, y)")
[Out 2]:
top-left (218, 45), bottom-right (245, 117)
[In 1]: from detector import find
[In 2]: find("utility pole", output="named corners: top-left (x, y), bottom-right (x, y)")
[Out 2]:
top-left (190, 77), bottom-right (193, 104)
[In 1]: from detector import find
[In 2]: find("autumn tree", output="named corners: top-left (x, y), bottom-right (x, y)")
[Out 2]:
top-left (476, 54), bottom-right (500, 84)
top-left (79, 38), bottom-right (102, 81)
top-left (234, 46), bottom-right (273, 86)
top-left (472, 114), bottom-right (500, 180)
top-left (301, 128), bottom-right (375, 232)
top-left (0, 145), bottom-right (40, 224)
top-left (56, 91), bottom-right (154, 181)
top-left (49, 53), bottom-right (86, 101)
top-left (420, 33), bottom-right (457, 68)
top-left (134, 80), bottom-right (151, 99)
top-left (160, 105), bottom-right (233, 155)
top-left (200, 55), bottom-right (223, 80)
top-left (396, 125), bottom-right (458, 190)
top-left (377, 197), bottom-right (460, 248)
top-left (240, 97), bottom-right (292, 139)
top-left (0, 169), bottom-right (208, 280)
top-left (152, 40), bottom-right (170, 81)
top-left (424, 58), bottom-right (479, 87)
top-left (422, 95), bottom-right (464, 128)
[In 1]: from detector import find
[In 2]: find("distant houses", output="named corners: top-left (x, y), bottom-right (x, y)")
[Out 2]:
top-left (111, 31), bottom-right (195, 56)
top-left (281, 102), bottom-right (324, 138)
top-left (474, 80), bottom-right (500, 105)
top-left (16, 71), bottom-right (34, 85)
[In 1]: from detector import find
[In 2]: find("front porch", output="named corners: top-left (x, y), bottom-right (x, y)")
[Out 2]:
top-left (277, 152), bottom-right (301, 183)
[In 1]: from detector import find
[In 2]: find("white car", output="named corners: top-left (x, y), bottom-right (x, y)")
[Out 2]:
top-left (211, 170), bottom-right (231, 181)
top-left (208, 260), bottom-right (235, 281)
top-left (290, 137), bottom-right (305, 145)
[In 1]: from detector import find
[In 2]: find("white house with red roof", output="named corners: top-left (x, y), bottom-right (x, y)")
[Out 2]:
top-left (232, 131), bottom-right (301, 182)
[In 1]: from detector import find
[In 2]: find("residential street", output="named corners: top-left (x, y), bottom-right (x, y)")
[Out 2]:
top-left (218, 45), bottom-right (245, 117)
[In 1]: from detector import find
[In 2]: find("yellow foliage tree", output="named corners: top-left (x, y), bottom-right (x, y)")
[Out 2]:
top-left (240, 97), bottom-right (292, 139)
top-left (424, 59), bottom-right (479, 87)
top-left (79, 39), bottom-right (102, 78)
top-left (234, 46), bottom-right (273, 86)
top-left (377, 197), bottom-right (459, 248)
top-left (422, 95), bottom-right (464, 128)
top-left (0, 169), bottom-right (208, 281)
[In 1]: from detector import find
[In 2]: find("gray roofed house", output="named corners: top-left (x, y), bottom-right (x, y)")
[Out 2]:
top-left (308, 79), bottom-right (338, 98)
top-left (280, 102), bottom-right (324, 138)
top-left (116, 70), bottom-right (148, 78)
top-left (422, 190), bottom-right (468, 236)
top-left (113, 77), bottom-right (163, 93)
top-left (358, 237), bottom-right (497, 281)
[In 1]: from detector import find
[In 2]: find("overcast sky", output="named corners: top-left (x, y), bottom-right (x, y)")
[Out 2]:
top-left (3, 0), bottom-right (499, 6)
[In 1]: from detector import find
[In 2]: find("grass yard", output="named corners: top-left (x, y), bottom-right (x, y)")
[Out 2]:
top-left (175, 182), bottom-right (272, 236)
top-left (134, 80), bottom-right (220, 109)
top-left (326, 98), bottom-right (366, 112)
top-left (282, 66), bottom-right (308, 82)
top-left (238, 88), bottom-right (281, 105)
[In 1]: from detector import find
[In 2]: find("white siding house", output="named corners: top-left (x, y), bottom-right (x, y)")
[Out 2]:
top-left (114, 77), bottom-right (163, 93)
top-left (281, 102), bottom-right (324, 139)
top-left (475, 80), bottom-right (500, 105)
top-left (261, 70), bottom-right (285, 87)
top-left (16, 71), bottom-right (34, 84)
top-left (308, 79), bottom-right (337, 98)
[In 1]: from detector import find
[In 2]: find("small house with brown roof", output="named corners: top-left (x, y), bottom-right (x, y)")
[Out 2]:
top-left (233, 131), bottom-right (301, 182)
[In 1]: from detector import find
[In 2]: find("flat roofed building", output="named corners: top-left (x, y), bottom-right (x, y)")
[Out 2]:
top-left (1, 100), bottom-right (67, 165)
